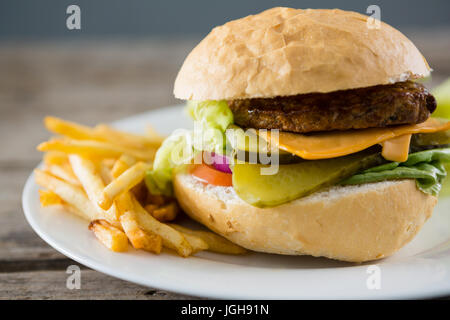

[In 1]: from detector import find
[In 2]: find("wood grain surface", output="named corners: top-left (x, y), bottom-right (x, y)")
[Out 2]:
top-left (0, 31), bottom-right (449, 300)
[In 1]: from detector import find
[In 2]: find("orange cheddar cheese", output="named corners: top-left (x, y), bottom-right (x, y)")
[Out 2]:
top-left (261, 118), bottom-right (450, 161)
top-left (380, 134), bottom-right (411, 162)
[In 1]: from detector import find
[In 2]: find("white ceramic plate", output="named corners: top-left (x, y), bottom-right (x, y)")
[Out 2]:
top-left (23, 105), bottom-right (450, 299)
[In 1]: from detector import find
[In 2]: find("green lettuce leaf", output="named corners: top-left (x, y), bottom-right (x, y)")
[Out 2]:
top-left (432, 78), bottom-right (450, 119)
top-left (188, 100), bottom-right (233, 153)
top-left (145, 128), bottom-right (195, 196)
top-left (341, 148), bottom-right (450, 196)
top-left (145, 100), bottom-right (233, 195)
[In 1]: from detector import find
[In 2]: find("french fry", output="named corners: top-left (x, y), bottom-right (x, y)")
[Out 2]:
top-left (110, 156), bottom-right (187, 255)
top-left (45, 116), bottom-right (162, 149)
top-left (69, 155), bottom-right (120, 224)
top-left (112, 153), bottom-right (162, 254)
top-left (95, 124), bottom-right (159, 149)
top-left (111, 154), bottom-right (137, 178)
top-left (114, 187), bottom-right (163, 253)
top-left (99, 161), bottom-right (114, 184)
top-left (169, 224), bottom-right (247, 255)
top-left (89, 219), bottom-right (128, 252)
top-left (179, 232), bottom-right (208, 253)
top-left (131, 197), bottom-right (192, 257)
top-left (38, 116), bottom-right (245, 258)
top-left (39, 189), bottom-right (94, 224)
top-left (102, 158), bottom-right (116, 169)
top-left (45, 163), bottom-right (81, 187)
top-left (110, 155), bottom-right (136, 211)
top-left (39, 189), bottom-right (64, 207)
top-left (98, 162), bottom-right (152, 210)
top-left (37, 138), bottom-right (155, 161)
top-left (44, 116), bottom-right (98, 141)
top-left (119, 211), bottom-right (162, 254)
top-left (150, 202), bottom-right (179, 222)
top-left (35, 169), bottom-right (99, 221)
top-left (43, 152), bottom-right (68, 166)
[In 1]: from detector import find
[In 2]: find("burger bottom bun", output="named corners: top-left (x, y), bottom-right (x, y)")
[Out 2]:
top-left (174, 172), bottom-right (437, 262)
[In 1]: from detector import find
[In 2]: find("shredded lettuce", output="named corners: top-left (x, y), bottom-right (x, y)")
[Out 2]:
top-left (341, 148), bottom-right (450, 196)
top-left (188, 100), bottom-right (233, 154)
top-left (187, 100), bottom-right (233, 132)
top-left (145, 128), bottom-right (194, 196)
top-left (145, 100), bottom-right (233, 195)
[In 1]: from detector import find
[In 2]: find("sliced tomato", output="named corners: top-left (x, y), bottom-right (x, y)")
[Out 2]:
top-left (191, 163), bottom-right (232, 187)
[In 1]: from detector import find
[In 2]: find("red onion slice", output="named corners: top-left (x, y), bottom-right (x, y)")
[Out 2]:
top-left (210, 152), bottom-right (232, 173)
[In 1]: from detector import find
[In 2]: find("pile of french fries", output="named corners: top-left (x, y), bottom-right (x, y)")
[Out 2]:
top-left (35, 117), bottom-right (246, 257)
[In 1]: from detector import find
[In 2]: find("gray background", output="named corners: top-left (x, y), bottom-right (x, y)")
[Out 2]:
top-left (1, 0), bottom-right (450, 40)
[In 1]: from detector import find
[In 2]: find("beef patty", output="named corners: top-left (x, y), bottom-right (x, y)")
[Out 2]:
top-left (228, 81), bottom-right (437, 133)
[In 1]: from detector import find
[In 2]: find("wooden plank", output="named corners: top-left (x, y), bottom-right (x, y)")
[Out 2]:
top-left (0, 269), bottom-right (198, 300)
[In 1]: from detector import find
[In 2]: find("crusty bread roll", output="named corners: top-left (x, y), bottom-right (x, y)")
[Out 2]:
top-left (174, 172), bottom-right (437, 262)
top-left (174, 7), bottom-right (430, 100)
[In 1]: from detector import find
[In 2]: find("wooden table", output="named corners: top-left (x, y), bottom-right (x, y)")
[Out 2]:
top-left (1, 32), bottom-right (449, 299)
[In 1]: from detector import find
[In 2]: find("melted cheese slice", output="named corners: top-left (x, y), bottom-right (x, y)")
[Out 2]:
top-left (380, 134), bottom-right (411, 162)
top-left (262, 118), bottom-right (450, 161)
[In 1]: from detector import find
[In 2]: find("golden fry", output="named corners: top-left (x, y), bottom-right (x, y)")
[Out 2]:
top-left (151, 202), bottom-right (179, 222)
top-left (169, 224), bottom-right (247, 255)
top-left (35, 169), bottom-right (99, 221)
top-left (43, 152), bottom-right (68, 166)
top-left (111, 154), bottom-right (137, 178)
top-left (89, 219), bottom-right (128, 252)
top-left (120, 211), bottom-right (162, 254)
top-left (131, 197), bottom-right (192, 257)
top-left (39, 189), bottom-right (64, 207)
top-left (45, 163), bottom-right (81, 187)
top-left (37, 138), bottom-right (155, 161)
top-left (37, 116), bottom-right (237, 258)
top-left (45, 116), bottom-right (162, 150)
top-left (99, 161), bottom-right (114, 184)
top-left (179, 232), bottom-right (208, 253)
top-left (69, 155), bottom-right (120, 224)
top-left (98, 162), bottom-right (151, 210)
top-left (102, 158), bottom-right (116, 169)
top-left (44, 116), bottom-right (98, 140)
top-left (95, 124), bottom-right (159, 149)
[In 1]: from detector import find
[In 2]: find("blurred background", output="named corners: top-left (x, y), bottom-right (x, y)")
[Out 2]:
top-left (2, 0), bottom-right (450, 39)
top-left (0, 0), bottom-right (449, 299)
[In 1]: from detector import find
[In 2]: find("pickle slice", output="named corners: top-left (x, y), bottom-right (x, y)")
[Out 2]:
top-left (232, 149), bottom-right (384, 207)
top-left (411, 130), bottom-right (450, 147)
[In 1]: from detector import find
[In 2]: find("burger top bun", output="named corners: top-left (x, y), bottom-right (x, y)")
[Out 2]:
top-left (174, 172), bottom-right (437, 262)
top-left (174, 7), bottom-right (431, 100)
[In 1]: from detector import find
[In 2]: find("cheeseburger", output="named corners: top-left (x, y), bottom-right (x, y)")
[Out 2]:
top-left (146, 7), bottom-right (450, 262)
